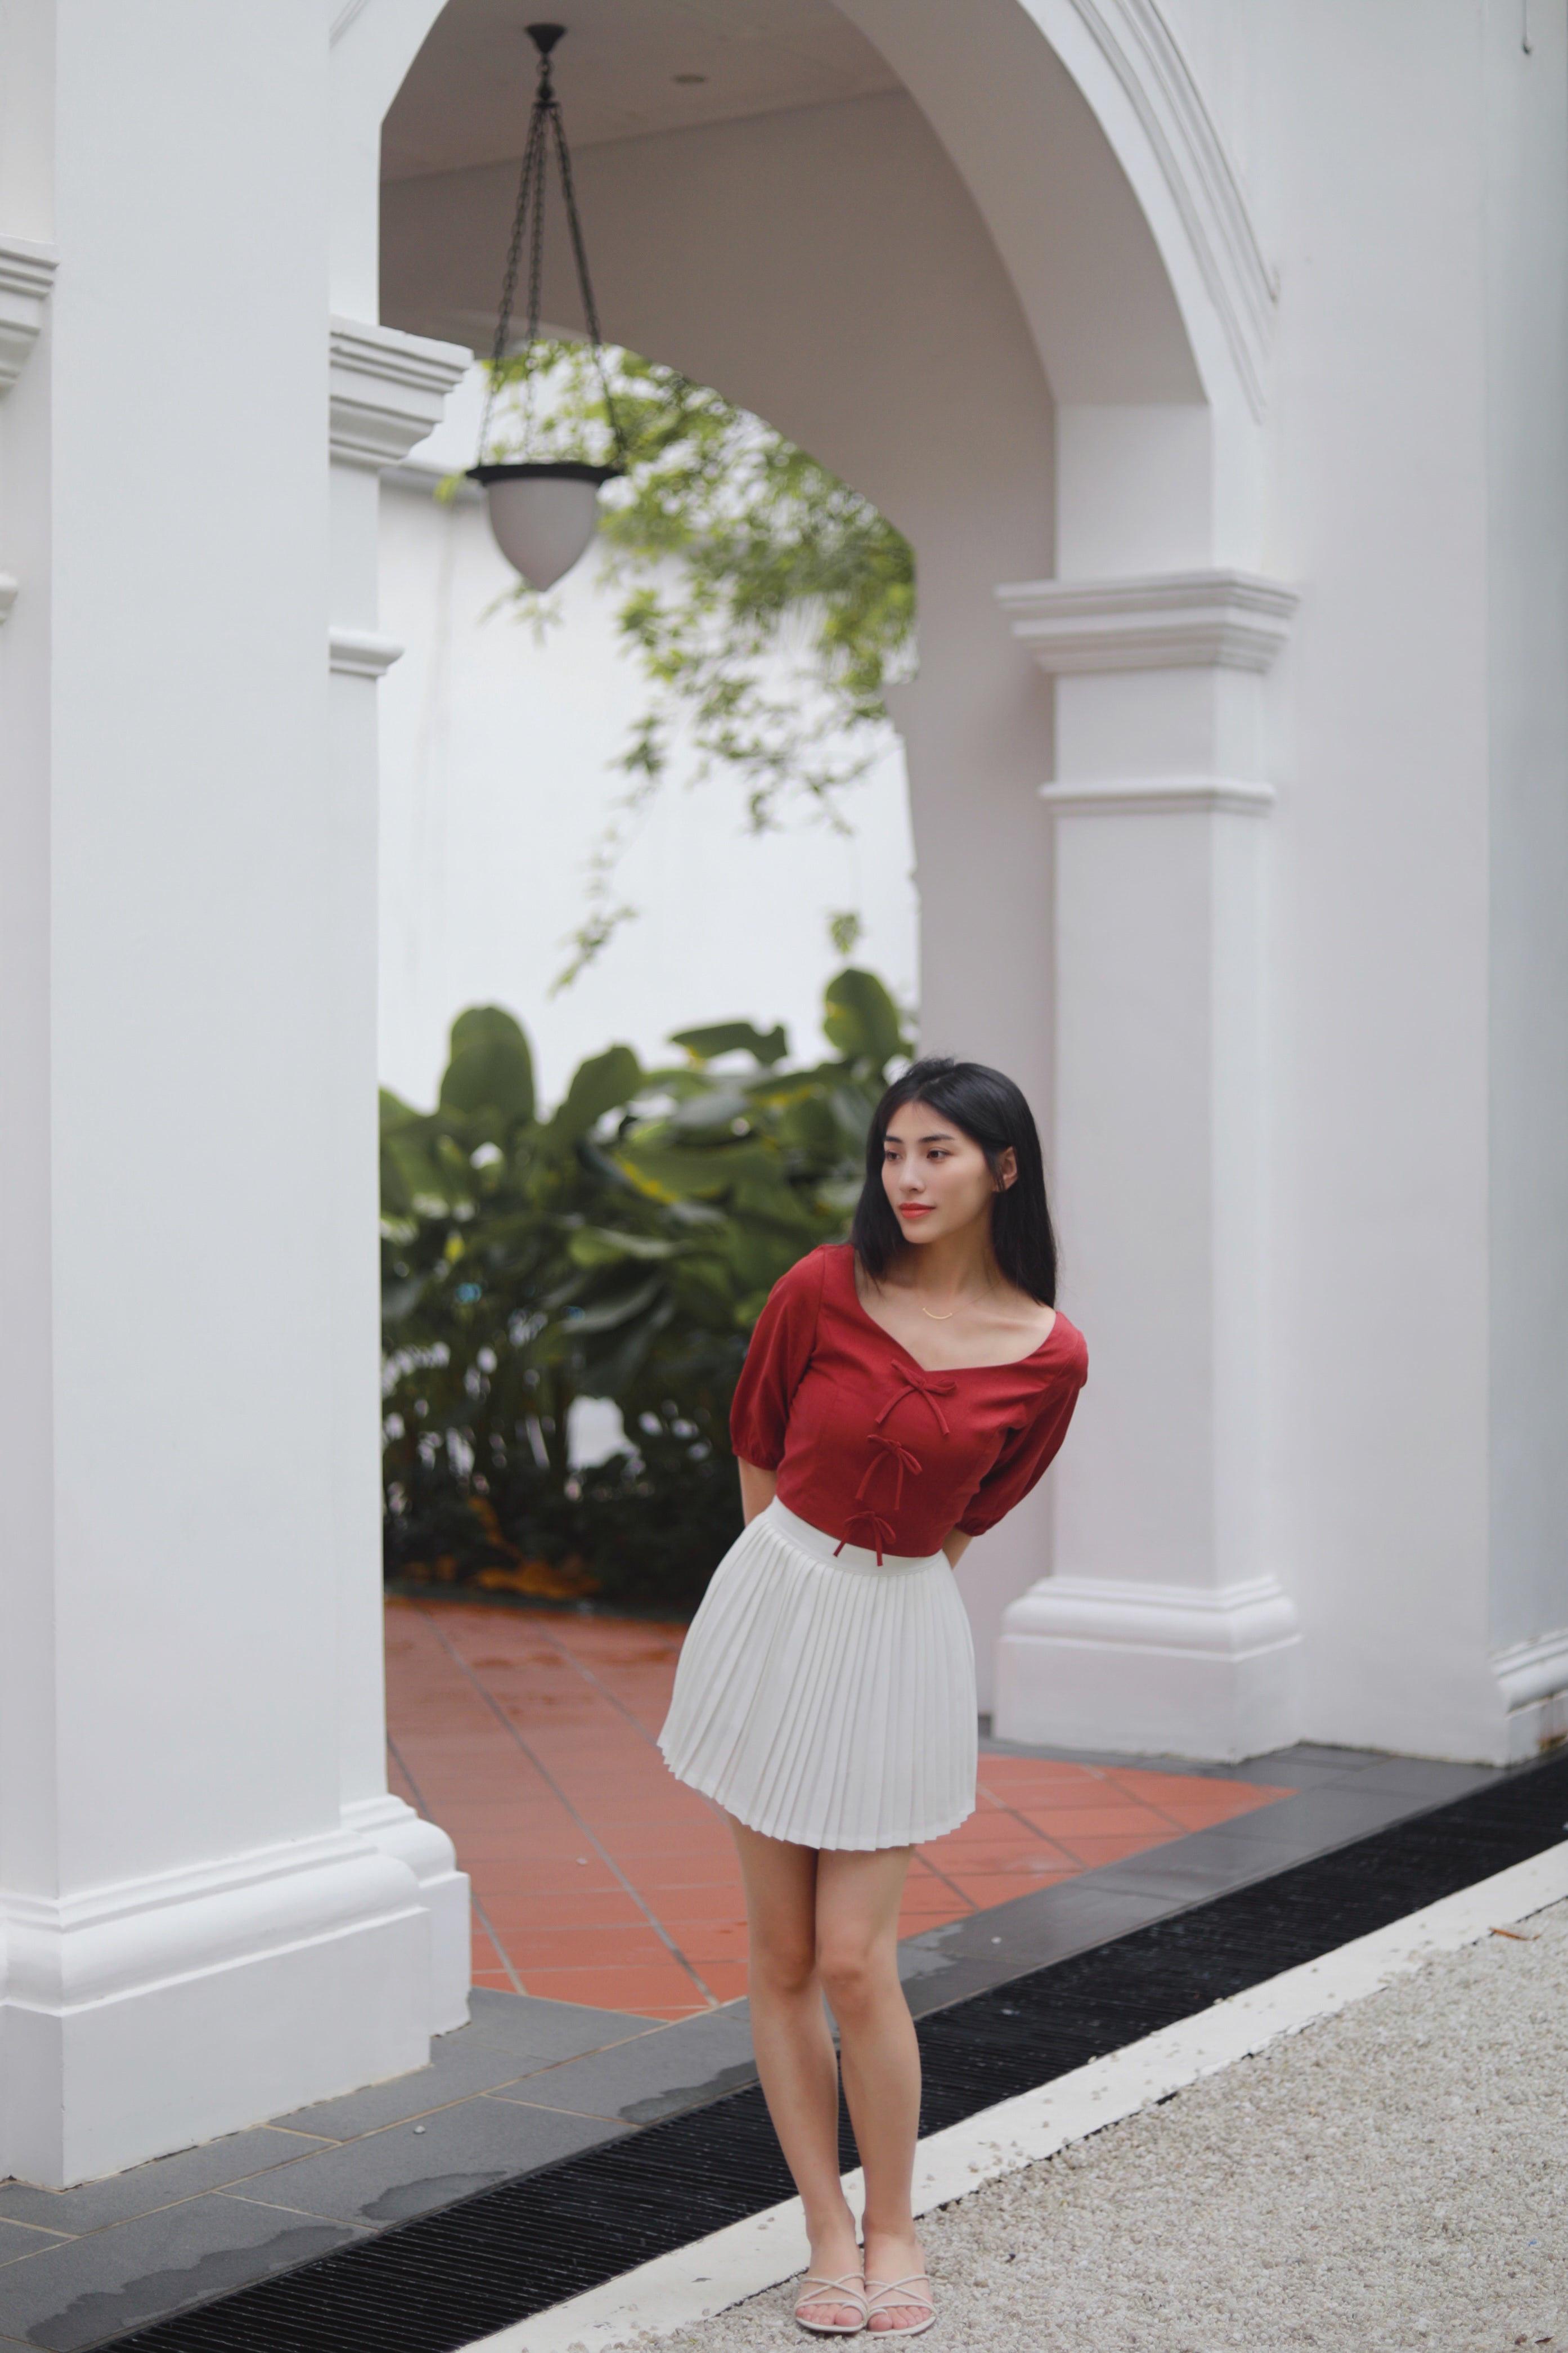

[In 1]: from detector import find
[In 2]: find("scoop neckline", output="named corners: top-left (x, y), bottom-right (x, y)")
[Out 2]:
top-left (832, 1244), bottom-right (1064, 1376)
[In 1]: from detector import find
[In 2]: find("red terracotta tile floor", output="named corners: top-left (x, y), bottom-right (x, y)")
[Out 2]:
top-left (385, 1598), bottom-right (1292, 2022)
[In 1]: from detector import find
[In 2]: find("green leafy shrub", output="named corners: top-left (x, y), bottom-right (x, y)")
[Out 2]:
top-left (381, 969), bottom-right (910, 1613)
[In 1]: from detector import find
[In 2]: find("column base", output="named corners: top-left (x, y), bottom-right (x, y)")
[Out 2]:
top-left (995, 1574), bottom-right (1302, 1762)
top-left (1493, 1627), bottom-right (1568, 1763)
top-left (344, 1795), bottom-right (471, 2032)
top-left (0, 1830), bottom-right (430, 2187)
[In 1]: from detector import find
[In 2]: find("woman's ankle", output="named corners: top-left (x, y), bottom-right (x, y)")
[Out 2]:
top-left (861, 2219), bottom-right (922, 2261)
top-left (803, 2200), bottom-right (860, 2255)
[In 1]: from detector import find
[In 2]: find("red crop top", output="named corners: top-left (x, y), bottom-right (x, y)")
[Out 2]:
top-left (729, 1243), bottom-right (1088, 1560)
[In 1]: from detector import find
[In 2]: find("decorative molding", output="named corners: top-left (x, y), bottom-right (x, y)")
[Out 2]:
top-left (1041, 774), bottom-right (1274, 818)
top-left (0, 235), bottom-right (58, 398)
top-left (1493, 1628), bottom-right (1568, 1763)
top-left (1004, 1571), bottom-right (1300, 1661)
top-left (330, 625), bottom-right (404, 678)
top-left (1493, 1626), bottom-right (1568, 1713)
top-left (329, 315), bottom-right (471, 472)
top-left (342, 1795), bottom-right (470, 2033)
top-left (0, 576), bottom-right (17, 626)
top-left (995, 1570), bottom-right (1301, 1758)
top-left (0, 1825), bottom-right (419, 2013)
top-left (1065, 0), bottom-right (1276, 418)
top-left (998, 568), bottom-right (1298, 675)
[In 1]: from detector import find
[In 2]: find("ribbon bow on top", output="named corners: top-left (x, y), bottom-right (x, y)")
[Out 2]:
top-left (873, 1360), bottom-right (958, 1438)
top-left (835, 1508), bottom-right (898, 1563)
top-left (855, 1432), bottom-right (923, 1511)
top-left (833, 1363), bottom-right (959, 1565)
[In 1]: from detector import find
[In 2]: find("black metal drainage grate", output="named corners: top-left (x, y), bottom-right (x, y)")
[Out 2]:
top-left (103, 1753), bottom-right (1568, 2353)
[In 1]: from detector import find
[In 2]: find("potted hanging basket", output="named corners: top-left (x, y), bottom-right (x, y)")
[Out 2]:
top-left (467, 25), bottom-right (628, 591)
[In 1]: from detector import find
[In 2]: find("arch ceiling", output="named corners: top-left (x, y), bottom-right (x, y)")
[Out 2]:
top-left (358, 0), bottom-right (1269, 418)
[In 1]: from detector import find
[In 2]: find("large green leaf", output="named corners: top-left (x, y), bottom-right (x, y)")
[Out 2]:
top-left (615, 1136), bottom-right (779, 1200)
top-left (564, 1275), bottom-right (666, 1336)
top-left (546, 1045), bottom-right (644, 1145)
top-left (667, 1088), bottom-right (752, 1135)
top-left (439, 1007), bottom-right (536, 1125)
top-left (822, 968), bottom-right (906, 1074)
top-left (381, 1128), bottom-right (451, 1213)
top-left (669, 1019), bottom-right (790, 1068)
top-left (567, 1227), bottom-right (679, 1267)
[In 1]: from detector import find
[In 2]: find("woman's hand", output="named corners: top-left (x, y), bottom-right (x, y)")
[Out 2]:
top-left (738, 1458), bottom-right (779, 1525)
top-left (942, 1529), bottom-right (972, 1567)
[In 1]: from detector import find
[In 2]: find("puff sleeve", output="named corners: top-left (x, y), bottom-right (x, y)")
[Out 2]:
top-left (729, 1248), bottom-right (829, 1469)
top-left (956, 1325), bottom-right (1089, 1538)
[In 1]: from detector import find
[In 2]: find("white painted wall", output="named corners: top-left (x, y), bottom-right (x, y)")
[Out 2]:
top-left (376, 375), bottom-right (918, 1113)
top-left (1236, 0), bottom-right (1567, 1759)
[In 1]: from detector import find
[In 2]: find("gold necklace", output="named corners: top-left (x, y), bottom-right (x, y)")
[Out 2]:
top-left (920, 1298), bottom-right (964, 1321)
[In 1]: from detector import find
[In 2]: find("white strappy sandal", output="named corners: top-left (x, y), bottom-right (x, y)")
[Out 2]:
top-left (793, 2271), bottom-right (870, 2336)
top-left (863, 2273), bottom-right (937, 2336)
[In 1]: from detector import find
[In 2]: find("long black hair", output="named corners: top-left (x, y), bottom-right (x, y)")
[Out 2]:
top-left (850, 1057), bottom-right (1059, 1305)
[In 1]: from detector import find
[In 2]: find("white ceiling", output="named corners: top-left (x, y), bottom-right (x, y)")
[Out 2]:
top-left (381, 0), bottom-right (902, 182)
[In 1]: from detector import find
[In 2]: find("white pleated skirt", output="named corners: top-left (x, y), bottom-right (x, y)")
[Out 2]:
top-left (658, 1497), bottom-right (977, 1850)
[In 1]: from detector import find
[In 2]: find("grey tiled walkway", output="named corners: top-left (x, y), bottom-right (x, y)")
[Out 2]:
top-left (0, 1744), bottom-right (1500, 2350)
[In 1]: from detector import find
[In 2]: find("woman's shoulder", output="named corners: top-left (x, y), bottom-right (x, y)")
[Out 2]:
top-left (766, 1242), bottom-right (844, 1307)
top-left (1039, 1308), bottom-right (1088, 1386)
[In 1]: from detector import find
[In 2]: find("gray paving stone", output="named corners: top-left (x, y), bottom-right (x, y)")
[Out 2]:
top-left (457, 1987), bottom-right (655, 2069)
top-left (490, 2005), bottom-right (758, 2123)
top-left (1332, 1755), bottom-right (1502, 1799)
top-left (1083, 1839), bottom-right (1287, 1904)
top-left (1269, 1743), bottom-right (1390, 1771)
top-left (238, 2095), bottom-right (628, 2227)
top-left (1192, 1783), bottom-right (1428, 1852)
top-left (1207, 1755), bottom-right (1359, 1790)
top-left (0, 2125), bottom-right (333, 2236)
top-left (900, 1884), bottom-right (1174, 2018)
top-left (0, 2190), bottom-right (361, 2352)
top-left (265, 2015), bottom-right (573, 2139)
top-left (0, 2219), bottom-right (70, 2269)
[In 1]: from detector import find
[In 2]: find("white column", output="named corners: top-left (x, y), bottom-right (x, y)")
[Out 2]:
top-left (991, 570), bottom-right (1302, 1761)
top-left (0, 235), bottom-right (53, 625)
top-left (327, 317), bottom-right (472, 2030)
top-left (0, 8), bottom-right (451, 2187)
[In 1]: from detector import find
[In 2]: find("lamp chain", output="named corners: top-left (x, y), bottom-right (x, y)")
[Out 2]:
top-left (476, 31), bottom-right (628, 469)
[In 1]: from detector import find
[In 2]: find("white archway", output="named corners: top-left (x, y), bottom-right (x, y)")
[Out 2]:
top-left (366, 0), bottom-right (1300, 1750)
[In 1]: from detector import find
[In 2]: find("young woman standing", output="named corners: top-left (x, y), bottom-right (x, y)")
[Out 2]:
top-left (659, 1059), bottom-right (1087, 2338)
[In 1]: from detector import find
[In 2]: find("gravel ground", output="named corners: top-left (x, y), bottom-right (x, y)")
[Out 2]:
top-left (644, 1895), bottom-right (1568, 2353)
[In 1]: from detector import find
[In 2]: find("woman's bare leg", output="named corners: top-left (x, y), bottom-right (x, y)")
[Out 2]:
top-left (729, 1820), bottom-right (862, 2328)
top-left (815, 1848), bottom-right (927, 2333)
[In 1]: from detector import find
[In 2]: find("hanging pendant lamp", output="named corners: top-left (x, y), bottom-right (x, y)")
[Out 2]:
top-left (468, 23), bottom-right (626, 590)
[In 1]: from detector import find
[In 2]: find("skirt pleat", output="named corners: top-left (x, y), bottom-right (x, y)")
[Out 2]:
top-left (657, 1498), bottom-right (977, 1851)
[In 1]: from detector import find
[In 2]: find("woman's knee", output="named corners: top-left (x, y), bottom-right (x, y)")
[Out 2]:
top-left (816, 1938), bottom-right (892, 2018)
top-left (749, 1929), bottom-right (819, 2001)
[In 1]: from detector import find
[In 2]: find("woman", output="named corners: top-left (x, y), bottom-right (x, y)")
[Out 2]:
top-left (659, 1059), bottom-right (1086, 2338)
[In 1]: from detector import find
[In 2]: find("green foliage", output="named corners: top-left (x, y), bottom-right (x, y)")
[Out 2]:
top-left (381, 968), bottom-right (912, 1612)
top-left (484, 341), bottom-right (916, 986)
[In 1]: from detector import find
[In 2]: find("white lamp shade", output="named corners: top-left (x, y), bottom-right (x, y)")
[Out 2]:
top-left (472, 462), bottom-right (617, 590)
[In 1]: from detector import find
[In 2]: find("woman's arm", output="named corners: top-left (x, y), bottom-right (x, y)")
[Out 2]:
top-left (943, 1529), bottom-right (972, 1568)
top-left (738, 1457), bottom-right (778, 1525)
